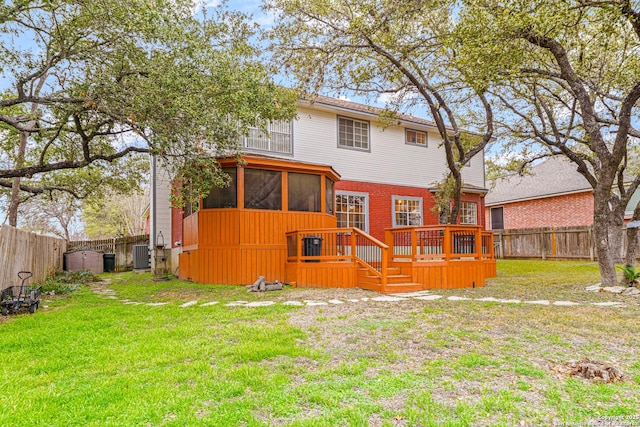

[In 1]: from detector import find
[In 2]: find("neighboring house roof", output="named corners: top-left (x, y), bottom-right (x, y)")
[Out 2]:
top-left (486, 156), bottom-right (640, 217)
top-left (485, 156), bottom-right (590, 205)
top-left (302, 95), bottom-right (440, 130)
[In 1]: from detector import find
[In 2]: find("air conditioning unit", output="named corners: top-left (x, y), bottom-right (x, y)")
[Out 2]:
top-left (133, 245), bottom-right (150, 270)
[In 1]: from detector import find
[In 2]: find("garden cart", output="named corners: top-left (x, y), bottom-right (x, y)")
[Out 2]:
top-left (1, 271), bottom-right (41, 315)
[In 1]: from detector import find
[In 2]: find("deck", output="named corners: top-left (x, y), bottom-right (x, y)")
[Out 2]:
top-left (285, 225), bottom-right (496, 294)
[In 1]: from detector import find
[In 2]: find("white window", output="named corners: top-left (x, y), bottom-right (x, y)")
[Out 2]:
top-left (336, 191), bottom-right (369, 232)
top-left (338, 116), bottom-right (369, 151)
top-left (460, 201), bottom-right (477, 225)
top-left (392, 196), bottom-right (423, 227)
top-left (240, 120), bottom-right (292, 154)
top-left (405, 129), bottom-right (427, 146)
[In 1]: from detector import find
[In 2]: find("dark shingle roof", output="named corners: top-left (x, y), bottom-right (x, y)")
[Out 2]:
top-left (302, 95), bottom-right (440, 130)
top-left (485, 156), bottom-right (591, 205)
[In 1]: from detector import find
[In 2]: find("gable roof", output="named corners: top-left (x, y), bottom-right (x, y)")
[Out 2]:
top-left (485, 156), bottom-right (591, 205)
top-left (301, 95), bottom-right (440, 130)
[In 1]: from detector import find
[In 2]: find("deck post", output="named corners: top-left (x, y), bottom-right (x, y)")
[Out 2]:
top-left (381, 245), bottom-right (388, 293)
top-left (475, 227), bottom-right (482, 260)
top-left (411, 228), bottom-right (417, 262)
top-left (296, 232), bottom-right (302, 263)
top-left (351, 228), bottom-right (357, 263)
top-left (443, 226), bottom-right (451, 261)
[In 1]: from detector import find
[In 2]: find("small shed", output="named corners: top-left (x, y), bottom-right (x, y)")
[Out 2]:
top-left (64, 249), bottom-right (104, 274)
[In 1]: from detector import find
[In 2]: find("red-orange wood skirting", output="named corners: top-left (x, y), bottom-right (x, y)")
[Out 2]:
top-left (177, 155), bottom-right (496, 293)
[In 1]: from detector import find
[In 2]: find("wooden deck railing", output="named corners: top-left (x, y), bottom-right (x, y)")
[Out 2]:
top-left (286, 227), bottom-right (389, 281)
top-left (385, 225), bottom-right (494, 262)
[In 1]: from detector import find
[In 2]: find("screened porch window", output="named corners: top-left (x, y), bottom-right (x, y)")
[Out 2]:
top-left (244, 169), bottom-right (282, 210)
top-left (325, 177), bottom-right (334, 214)
top-left (202, 168), bottom-right (237, 209)
top-left (241, 120), bottom-right (292, 154)
top-left (288, 173), bottom-right (321, 212)
top-left (336, 192), bottom-right (368, 232)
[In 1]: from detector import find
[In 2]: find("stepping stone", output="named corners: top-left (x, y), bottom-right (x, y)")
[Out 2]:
top-left (283, 301), bottom-right (304, 306)
top-left (553, 301), bottom-right (580, 306)
top-left (304, 300), bottom-right (328, 306)
top-left (246, 301), bottom-right (275, 307)
top-left (180, 301), bottom-right (198, 308)
top-left (392, 291), bottom-right (431, 297)
top-left (591, 302), bottom-right (625, 307)
top-left (496, 299), bottom-right (521, 304)
top-left (602, 286), bottom-right (626, 294)
top-left (225, 301), bottom-right (248, 307)
top-left (372, 296), bottom-right (407, 302)
top-left (328, 299), bottom-right (344, 304)
top-left (346, 299), bottom-right (360, 302)
top-left (200, 301), bottom-right (219, 306)
top-left (360, 297), bottom-right (370, 301)
top-left (585, 284), bottom-right (601, 292)
top-left (476, 297), bottom-right (500, 302)
top-left (524, 300), bottom-right (550, 305)
top-left (123, 301), bottom-right (142, 305)
top-left (106, 296), bottom-right (118, 299)
top-left (447, 296), bottom-right (471, 301)
top-left (414, 295), bottom-right (443, 301)
top-left (146, 302), bottom-right (169, 306)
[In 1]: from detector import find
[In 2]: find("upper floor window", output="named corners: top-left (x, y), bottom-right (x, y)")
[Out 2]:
top-left (338, 116), bottom-right (369, 151)
top-left (460, 201), bottom-right (477, 225)
top-left (405, 129), bottom-right (427, 147)
top-left (392, 196), bottom-right (423, 227)
top-left (240, 120), bottom-right (292, 155)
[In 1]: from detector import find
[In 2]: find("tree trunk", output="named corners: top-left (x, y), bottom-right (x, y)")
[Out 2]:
top-left (624, 202), bottom-right (640, 268)
top-left (449, 170), bottom-right (463, 224)
top-left (607, 213), bottom-right (624, 264)
top-left (7, 130), bottom-right (29, 227)
top-left (594, 220), bottom-right (617, 285)
top-left (593, 188), bottom-right (618, 286)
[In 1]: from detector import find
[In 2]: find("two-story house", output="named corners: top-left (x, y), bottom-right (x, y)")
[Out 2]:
top-left (150, 95), bottom-right (495, 292)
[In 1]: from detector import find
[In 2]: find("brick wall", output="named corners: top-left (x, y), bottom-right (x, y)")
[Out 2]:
top-left (336, 180), bottom-right (485, 241)
top-left (171, 179), bottom-right (487, 245)
top-left (485, 191), bottom-right (593, 230)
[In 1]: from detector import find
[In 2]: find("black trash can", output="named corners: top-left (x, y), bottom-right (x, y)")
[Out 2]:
top-left (302, 236), bottom-right (322, 262)
top-left (103, 253), bottom-right (116, 272)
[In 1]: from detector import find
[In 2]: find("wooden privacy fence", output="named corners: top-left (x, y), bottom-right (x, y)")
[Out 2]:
top-left (68, 235), bottom-right (149, 272)
top-left (492, 226), bottom-right (637, 260)
top-left (0, 225), bottom-right (67, 290)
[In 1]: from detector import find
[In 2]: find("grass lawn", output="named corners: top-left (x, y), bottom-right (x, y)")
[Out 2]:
top-left (1, 260), bottom-right (639, 426)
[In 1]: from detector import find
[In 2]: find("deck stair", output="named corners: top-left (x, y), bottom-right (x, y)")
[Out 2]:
top-left (356, 267), bottom-right (423, 294)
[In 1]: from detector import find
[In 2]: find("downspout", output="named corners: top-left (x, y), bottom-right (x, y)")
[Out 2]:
top-left (151, 155), bottom-right (157, 248)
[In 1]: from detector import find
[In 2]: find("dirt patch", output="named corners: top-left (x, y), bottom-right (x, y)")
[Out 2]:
top-left (552, 358), bottom-right (625, 383)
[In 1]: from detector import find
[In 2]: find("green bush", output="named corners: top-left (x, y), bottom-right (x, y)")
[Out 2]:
top-left (39, 270), bottom-right (100, 294)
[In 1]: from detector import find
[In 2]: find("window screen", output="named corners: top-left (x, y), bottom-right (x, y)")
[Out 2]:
top-left (491, 207), bottom-right (504, 230)
top-left (244, 169), bottom-right (282, 210)
top-left (202, 168), bottom-right (237, 209)
top-left (325, 178), bottom-right (334, 214)
top-left (288, 173), bottom-right (321, 212)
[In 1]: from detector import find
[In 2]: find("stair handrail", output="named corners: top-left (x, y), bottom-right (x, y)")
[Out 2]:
top-left (351, 228), bottom-right (389, 285)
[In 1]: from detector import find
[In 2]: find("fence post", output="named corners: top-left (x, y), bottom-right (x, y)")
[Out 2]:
top-left (588, 227), bottom-right (595, 261)
top-left (540, 229), bottom-right (546, 260)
